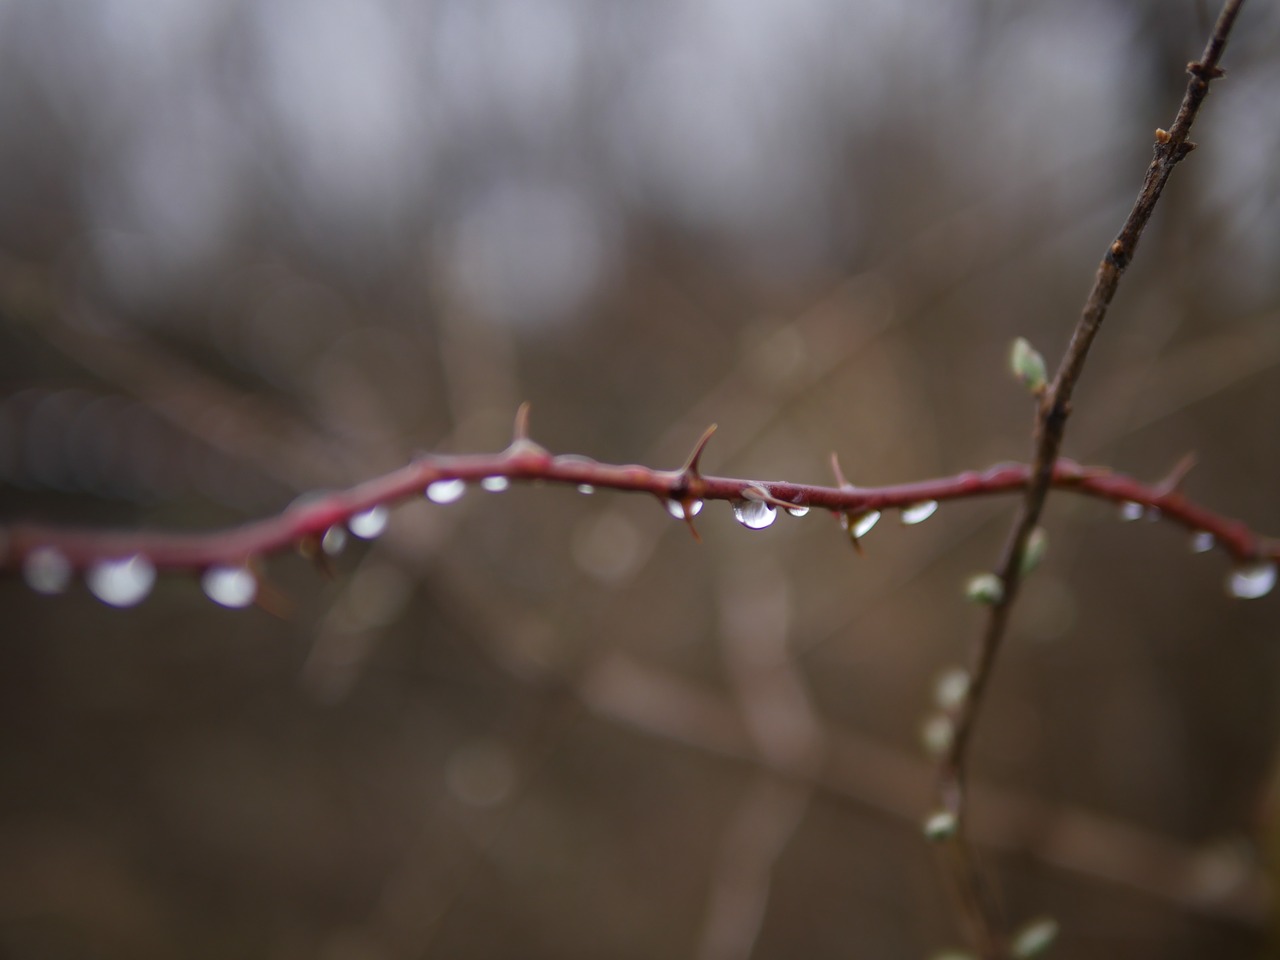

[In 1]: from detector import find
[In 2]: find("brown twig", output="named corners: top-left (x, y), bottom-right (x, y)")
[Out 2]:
top-left (936, 3), bottom-right (1247, 955)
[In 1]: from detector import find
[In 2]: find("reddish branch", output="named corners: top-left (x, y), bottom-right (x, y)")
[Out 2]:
top-left (938, 2), bottom-right (1247, 956)
top-left (0, 423), bottom-right (1271, 575)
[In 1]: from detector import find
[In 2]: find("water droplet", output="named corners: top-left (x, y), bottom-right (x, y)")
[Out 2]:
top-left (1227, 562), bottom-right (1276, 600)
top-left (321, 525), bottom-right (347, 556)
top-left (480, 476), bottom-right (509, 493)
top-left (922, 809), bottom-right (958, 842)
top-left (22, 546), bottom-right (73, 595)
top-left (577, 484), bottom-right (595, 495)
top-left (1190, 531), bottom-right (1215, 554)
top-left (933, 668), bottom-right (970, 710)
top-left (665, 499), bottom-right (703, 520)
top-left (426, 478), bottom-right (466, 504)
top-left (900, 500), bottom-right (939, 525)
top-left (86, 555), bottom-right (156, 607)
top-left (348, 505), bottom-right (389, 540)
top-left (1119, 501), bottom-right (1144, 522)
top-left (920, 713), bottom-right (954, 757)
top-left (785, 504), bottom-right (809, 518)
top-left (201, 566), bottom-right (257, 609)
top-left (848, 510), bottom-right (881, 539)
top-left (732, 499), bottom-right (777, 530)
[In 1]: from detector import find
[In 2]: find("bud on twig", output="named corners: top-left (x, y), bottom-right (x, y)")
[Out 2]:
top-left (1009, 337), bottom-right (1048, 395)
top-left (965, 573), bottom-right (1004, 605)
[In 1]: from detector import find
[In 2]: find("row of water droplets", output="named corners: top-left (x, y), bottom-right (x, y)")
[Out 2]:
top-left (22, 545), bottom-right (257, 609)
top-left (1118, 500), bottom-right (1276, 599)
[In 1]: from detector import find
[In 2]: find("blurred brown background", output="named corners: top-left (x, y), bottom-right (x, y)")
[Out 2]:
top-left (2, 1), bottom-right (1280, 957)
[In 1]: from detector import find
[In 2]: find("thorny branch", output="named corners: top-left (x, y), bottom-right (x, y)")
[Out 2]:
top-left (0, 415), bottom-right (1272, 586)
top-left (937, 2), bottom-right (1247, 956)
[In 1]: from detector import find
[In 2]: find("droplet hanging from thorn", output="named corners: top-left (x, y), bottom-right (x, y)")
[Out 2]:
top-left (1190, 531), bottom-right (1214, 554)
top-left (349, 505), bottom-right (389, 540)
top-left (733, 499), bottom-right (777, 530)
top-left (87, 555), bottom-right (156, 607)
top-left (22, 546), bottom-right (73, 595)
top-left (844, 510), bottom-right (880, 539)
top-left (201, 566), bottom-right (258, 609)
top-left (1227, 562), bottom-right (1276, 600)
top-left (665, 499), bottom-right (703, 521)
top-left (426, 478), bottom-right (467, 504)
top-left (480, 476), bottom-right (510, 493)
top-left (1119, 501), bottom-right (1144, 522)
top-left (785, 504), bottom-right (809, 518)
top-left (321, 525), bottom-right (347, 556)
top-left (901, 500), bottom-right (939, 525)
top-left (577, 484), bottom-right (595, 495)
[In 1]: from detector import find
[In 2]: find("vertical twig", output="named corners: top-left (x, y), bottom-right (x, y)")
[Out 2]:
top-left (936, 3), bottom-right (1247, 956)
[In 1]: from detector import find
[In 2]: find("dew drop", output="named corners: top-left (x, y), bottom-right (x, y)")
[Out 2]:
top-left (900, 500), bottom-right (939, 525)
top-left (321, 525), bottom-right (347, 556)
top-left (733, 499), bottom-right (778, 530)
top-left (86, 555), bottom-right (156, 607)
top-left (665, 498), bottom-right (703, 520)
top-left (201, 565), bottom-right (258, 609)
top-left (426, 478), bottom-right (467, 504)
top-left (1227, 562), bottom-right (1276, 600)
top-left (577, 484), bottom-right (595, 495)
top-left (848, 510), bottom-right (881, 539)
top-left (785, 504), bottom-right (809, 518)
top-left (1119, 501), bottom-right (1144, 522)
top-left (480, 476), bottom-right (510, 493)
top-left (349, 505), bottom-right (389, 540)
top-left (1190, 531), bottom-right (1215, 554)
top-left (22, 546), bottom-right (73, 595)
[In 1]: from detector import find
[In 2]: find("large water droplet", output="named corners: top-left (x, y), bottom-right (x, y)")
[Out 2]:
top-left (86, 555), bottom-right (156, 607)
top-left (665, 498), bottom-right (703, 520)
top-left (847, 510), bottom-right (881, 539)
top-left (785, 504), bottom-right (809, 518)
top-left (1190, 531), bottom-right (1215, 554)
top-left (577, 484), bottom-right (595, 495)
top-left (480, 476), bottom-right (510, 493)
top-left (201, 566), bottom-right (258, 609)
top-left (22, 546), bottom-right (73, 595)
top-left (1227, 562), bottom-right (1276, 599)
top-left (426, 478), bottom-right (466, 504)
top-left (900, 500), bottom-right (939, 525)
top-left (733, 499), bottom-right (778, 530)
top-left (1119, 501), bottom-right (1144, 522)
top-left (321, 525), bottom-right (347, 556)
top-left (349, 505), bottom-right (389, 540)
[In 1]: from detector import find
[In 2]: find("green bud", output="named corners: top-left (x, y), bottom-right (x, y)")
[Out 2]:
top-left (965, 573), bottom-right (1004, 605)
top-left (922, 809), bottom-right (958, 842)
top-left (1010, 337), bottom-right (1048, 394)
top-left (1021, 526), bottom-right (1049, 575)
top-left (933, 668), bottom-right (970, 710)
top-left (1012, 917), bottom-right (1059, 958)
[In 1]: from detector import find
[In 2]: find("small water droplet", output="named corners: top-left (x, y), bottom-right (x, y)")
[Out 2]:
top-left (480, 476), bottom-right (510, 493)
top-left (577, 484), bottom-right (595, 495)
top-left (1190, 531), bottom-right (1215, 554)
top-left (321, 525), bottom-right (347, 555)
top-left (201, 566), bottom-right (258, 609)
top-left (1227, 562), bottom-right (1276, 600)
top-left (349, 505), bottom-right (389, 539)
top-left (733, 499), bottom-right (777, 530)
top-left (86, 555), bottom-right (156, 607)
top-left (849, 510), bottom-right (881, 539)
top-left (665, 498), bottom-right (703, 520)
top-left (900, 500), bottom-right (939, 525)
top-left (785, 504), bottom-right (809, 518)
top-left (426, 478), bottom-right (466, 504)
top-left (1119, 501), bottom-right (1144, 522)
top-left (22, 546), bottom-right (73, 595)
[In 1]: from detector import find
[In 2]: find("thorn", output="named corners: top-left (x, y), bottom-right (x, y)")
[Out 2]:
top-left (252, 568), bottom-right (294, 619)
top-left (298, 535), bottom-right (337, 580)
top-left (685, 514), bottom-right (702, 544)
top-left (1155, 452), bottom-right (1197, 497)
top-left (505, 402), bottom-right (550, 460)
top-left (1187, 61), bottom-right (1226, 80)
top-left (513, 402), bottom-right (532, 441)
top-left (1154, 127), bottom-right (1171, 144)
top-left (830, 452), bottom-right (850, 489)
top-left (742, 483), bottom-right (790, 509)
top-left (680, 423), bottom-right (718, 478)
